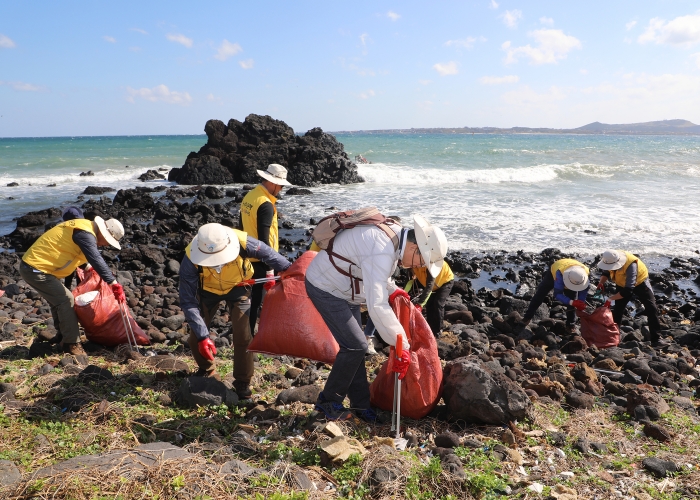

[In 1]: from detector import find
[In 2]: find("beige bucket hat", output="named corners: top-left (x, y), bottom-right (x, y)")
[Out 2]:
top-left (598, 250), bottom-right (627, 271)
top-left (562, 266), bottom-right (589, 291)
top-left (189, 223), bottom-right (240, 267)
top-left (413, 215), bottom-right (448, 278)
top-left (257, 163), bottom-right (291, 186)
top-left (94, 216), bottom-right (124, 250)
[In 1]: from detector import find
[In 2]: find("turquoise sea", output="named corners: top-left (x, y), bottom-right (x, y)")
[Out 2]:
top-left (1, 133), bottom-right (700, 256)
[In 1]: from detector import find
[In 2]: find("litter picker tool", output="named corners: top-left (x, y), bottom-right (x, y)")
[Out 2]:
top-left (390, 335), bottom-right (403, 439)
top-left (234, 276), bottom-right (281, 287)
top-left (118, 301), bottom-right (140, 354)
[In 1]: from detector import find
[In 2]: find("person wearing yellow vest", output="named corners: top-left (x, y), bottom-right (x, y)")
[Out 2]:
top-left (179, 223), bottom-right (291, 398)
top-left (521, 259), bottom-right (590, 333)
top-left (19, 216), bottom-right (126, 357)
top-left (239, 163), bottom-right (291, 334)
top-left (412, 261), bottom-right (455, 334)
top-left (597, 250), bottom-right (662, 344)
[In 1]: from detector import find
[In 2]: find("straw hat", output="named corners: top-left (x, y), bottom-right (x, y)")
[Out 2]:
top-left (562, 266), bottom-right (589, 291)
top-left (598, 250), bottom-right (626, 271)
top-left (94, 216), bottom-right (124, 250)
top-left (413, 215), bottom-right (448, 278)
top-left (257, 164), bottom-right (291, 186)
top-left (189, 223), bottom-right (240, 267)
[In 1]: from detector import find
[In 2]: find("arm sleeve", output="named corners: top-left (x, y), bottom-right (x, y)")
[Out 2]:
top-left (620, 262), bottom-right (637, 298)
top-left (552, 270), bottom-right (571, 305)
top-left (72, 230), bottom-right (116, 284)
top-left (179, 255), bottom-right (209, 341)
top-left (256, 202), bottom-right (274, 247)
top-left (414, 272), bottom-right (435, 303)
top-left (244, 236), bottom-right (291, 273)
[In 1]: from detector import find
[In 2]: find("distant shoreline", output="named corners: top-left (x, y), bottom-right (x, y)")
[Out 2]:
top-left (333, 129), bottom-right (700, 136)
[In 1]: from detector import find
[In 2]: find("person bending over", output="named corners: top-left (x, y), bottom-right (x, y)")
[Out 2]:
top-left (411, 261), bottom-right (454, 334)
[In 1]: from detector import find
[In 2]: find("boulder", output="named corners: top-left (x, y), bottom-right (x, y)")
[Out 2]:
top-left (276, 385), bottom-right (321, 405)
top-left (626, 388), bottom-right (670, 415)
top-left (442, 358), bottom-right (533, 424)
top-left (138, 169), bottom-right (166, 181)
top-left (177, 377), bottom-right (239, 407)
top-left (642, 457), bottom-right (678, 478)
top-left (82, 186), bottom-right (115, 195)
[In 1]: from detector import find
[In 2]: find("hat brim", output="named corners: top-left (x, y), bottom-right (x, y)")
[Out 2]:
top-left (188, 226), bottom-right (240, 267)
top-left (562, 269), bottom-right (589, 292)
top-left (257, 169), bottom-right (291, 186)
top-left (414, 215), bottom-right (443, 278)
top-left (94, 216), bottom-right (121, 250)
top-left (598, 251), bottom-right (625, 271)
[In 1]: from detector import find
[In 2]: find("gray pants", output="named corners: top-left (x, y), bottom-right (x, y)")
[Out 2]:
top-left (20, 261), bottom-right (80, 343)
top-left (305, 279), bottom-right (370, 410)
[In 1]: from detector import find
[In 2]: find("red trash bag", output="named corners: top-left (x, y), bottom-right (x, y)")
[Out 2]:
top-left (248, 251), bottom-right (340, 364)
top-left (73, 268), bottom-right (149, 347)
top-left (369, 294), bottom-right (443, 419)
top-left (577, 306), bottom-right (620, 349)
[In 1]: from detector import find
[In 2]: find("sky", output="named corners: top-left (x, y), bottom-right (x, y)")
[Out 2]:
top-left (2, 1), bottom-right (700, 136)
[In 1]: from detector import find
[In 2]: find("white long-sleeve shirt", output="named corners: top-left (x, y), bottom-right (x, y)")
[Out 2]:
top-left (306, 223), bottom-right (409, 348)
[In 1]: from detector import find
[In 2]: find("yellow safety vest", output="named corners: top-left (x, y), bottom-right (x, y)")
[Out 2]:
top-left (550, 259), bottom-right (589, 281)
top-left (414, 262), bottom-right (454, 291)
top-left (240, 184), bottom-right (278, 262)
top-left (185, 229), bottom-right (253, 295)
top-left (23, 219), bottom-right (96, 278)
top-left (609, 251), bottom-right (648, 287)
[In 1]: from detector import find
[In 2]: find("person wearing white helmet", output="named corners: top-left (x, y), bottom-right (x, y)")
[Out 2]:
top-left (179, 223), bottom-right (291, 398)
top-left (521, 258), bottom-right (590, 333)
top-left (596, 250), bottom-right (662, 344)
top-left (19, 216), bottom-right (126, 357)
top-left (305, 213), bottom-right (448, 422)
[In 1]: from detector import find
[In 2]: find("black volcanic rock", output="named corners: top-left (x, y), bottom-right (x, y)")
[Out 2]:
top-left (168, 114), bottom-right (363, 187)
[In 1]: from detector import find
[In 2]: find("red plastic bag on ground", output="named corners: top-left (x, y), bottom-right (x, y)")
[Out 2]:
top-left (73, 268), bottom-right (149, 347)
top-left (248, 251), bottom-right (340, 364)
top-left (369, 294), bottom-right (443, 419)
top-left (577, 306), bottom-right (620, 349)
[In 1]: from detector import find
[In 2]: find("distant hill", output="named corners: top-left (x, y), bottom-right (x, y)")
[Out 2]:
top-left (337, 119), bottom-right (700, 136)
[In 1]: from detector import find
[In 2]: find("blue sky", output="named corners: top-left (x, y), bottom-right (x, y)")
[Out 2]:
top-left (2, 1), bottom-right (700, 136)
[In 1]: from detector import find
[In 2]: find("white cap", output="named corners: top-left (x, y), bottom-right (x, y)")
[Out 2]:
top-left (598, 250), bottom-right (626, 271)
top-left (94, 216), bottom-right (124, 250)
top-left (562, 266), bottom-right (589, 292)
top-left (413, 215), bottom-right (448, 278)
top-left (257, 163), bottom-right (291, 186)
top-left (188, 223), bottom-right (240, 267)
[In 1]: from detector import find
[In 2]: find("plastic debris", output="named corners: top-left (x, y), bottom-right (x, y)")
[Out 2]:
top-left (528, 482), bottom-right (544, 494)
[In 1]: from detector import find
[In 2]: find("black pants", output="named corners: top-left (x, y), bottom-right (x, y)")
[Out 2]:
top-left (524, 269), bottom-right (576, 325)
top-left (248, 261), bottom-right (269, 334)
top-left (426, 280), bottom-right (453, 334)
top-left (612, 280), bottom-right (661, 341)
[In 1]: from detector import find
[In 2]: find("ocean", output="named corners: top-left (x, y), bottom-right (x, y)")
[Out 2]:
top-left (2, 133), bottom-right (700, 257)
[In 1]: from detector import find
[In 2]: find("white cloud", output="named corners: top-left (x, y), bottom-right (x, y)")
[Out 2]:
top-left (692, 52), bottom-right (700, 68)
top-left (502, 10), bottom-right (522, 29)
top-left (445, 36), bottom-right (486, 49)
top-left (503, 29), bottom-right (582, 65)
top-left (580, 68), bottom-right (588, 75)
top-left (479, 75), bottom-right (519, 85)
top-left (239, 58), bottom-right (254, 69)
top-left (126, 84), bottom-right (192, 105)
top-left (638, 14), bottom-right (700, 47)
top-left (103, 36), bottom-right (116, 43)
top-left (166, 33), bottom-right (193, 48)
top-left (418, 79), bottom-right (432, 85)
top-left (0, 81), bottom-right (43, 91)
top-left (489, 0), bottom-right (499, 9)
top-left (626, 20), bottom-right (637, 31)
top-left (360, 33), bottom-right (370, 46)
top-left (387, 11), bottom-right (400, 21)
top-left (131, 28), bottom-right (148, 35)
top-left (0, 34), bottom-right (16, 48)
top-left (359, 89), bottom-right (376, 99)
top-left (433, 61), bottom-right (459, 76)
top-left (540, 17), bottom-right (554, 26)
top-left (214, 39), bottom-right (242, 61)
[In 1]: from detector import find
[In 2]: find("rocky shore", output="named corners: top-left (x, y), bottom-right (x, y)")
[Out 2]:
top-left (1, 186), bottom-right (700, 498)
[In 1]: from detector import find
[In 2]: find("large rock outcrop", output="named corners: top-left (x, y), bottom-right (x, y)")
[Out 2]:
top-left (168, 114), bottom-right (363, 187)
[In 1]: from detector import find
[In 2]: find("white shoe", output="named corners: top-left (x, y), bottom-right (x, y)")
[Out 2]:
top-left (366, 336), bottom-right (377, 355)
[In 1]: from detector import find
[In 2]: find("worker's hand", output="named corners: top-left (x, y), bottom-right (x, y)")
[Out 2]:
top-left (414, 304), bottom-right (422, 313)
top-left (389, 289), bottom-right (410, 306)
top-left (198, 338), bottom-right (217, 361)
top-left (597, 276), bottom-right (607, 290)
top-left (111, 282), bottom-right (126, 303)
top-left (571, 300), bottom-right (586, 311)
top-left (263, 271), bottom-right (276, 291)
top-left (391, 349), bottom-right (411, 380)
top-left (603, 300), bottom-right (612, 308)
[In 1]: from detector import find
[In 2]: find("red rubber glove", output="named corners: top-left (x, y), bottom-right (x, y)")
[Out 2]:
top-left (596, 282), bottom-right (606, 291)
top-left (263, 270), bottom-right (275, 291)
top-left (571, 300), bottom-right (586, 311)
top-left (391, 349), bottom-right (411, 380)
top-left (414, 304), bottom-right (422, 313)
top-left (111, 282), bottom-right (126, 303)
top-left (389, 289), bottom-right (410, 306)
top-left (604, 300), bottom-right (612, 308)
top-left (198, 338), bottom-right (217, 361)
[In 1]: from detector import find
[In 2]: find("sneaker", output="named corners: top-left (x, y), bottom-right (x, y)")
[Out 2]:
top-left (315, 394), bottom-right (353, 421)
top-left (63, 342), bottom-right (87, 357)
top-left (356, 407), bottom-right (390, 424)
top-left (233, 381), bottom-right (252, 399)
top-left (366, 336), bottom-right (377, 355)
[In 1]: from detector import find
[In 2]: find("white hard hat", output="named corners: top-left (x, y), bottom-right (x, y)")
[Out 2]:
top-left (562, 265), bottom-right (589, 292)
top-left (189, 223), bottom-right (240, 267)
top-left (598, 250), bottom-right (626, 271)
top-left (413, 215), bottom-right (448, 278)
top-left (94, 216), bottom-right (124, 250)
top-left (257, 163), bottom-right (291, 186)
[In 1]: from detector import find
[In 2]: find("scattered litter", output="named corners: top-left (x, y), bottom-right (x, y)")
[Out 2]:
top-left (322, 422), bottom-right (344, 438)
top-left (560, 471), bottom-right (575, 478)
top-left (394, 437), bottom-right (408, 451)
top-left (516, 465), bottom-right (528, 476)
top-left (319, 436), bottom-right (367, 462)
top-left (554, 447), bottom-right (566, 459)
top-left (528, 482), bottom-right (544, 494)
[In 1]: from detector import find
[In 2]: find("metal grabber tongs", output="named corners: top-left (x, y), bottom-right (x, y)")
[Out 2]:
top-left (118, 300), bottom-right (140, 354)
top-left (390, 334), bottom-right (403, 439)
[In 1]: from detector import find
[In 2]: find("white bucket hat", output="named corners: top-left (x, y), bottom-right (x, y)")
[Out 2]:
top-left (189, 223), bottom-right (240, 267)
top-left (598, 250), bottom-right (626, 271)
top-left (562, 265), bottom-right (589, 292)
top-left (413, 215), bottom-right (448, 278)
top-left (94, 216), bottom-right (124, 250)
top-left (257, 163), bottom-right (291, 186)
